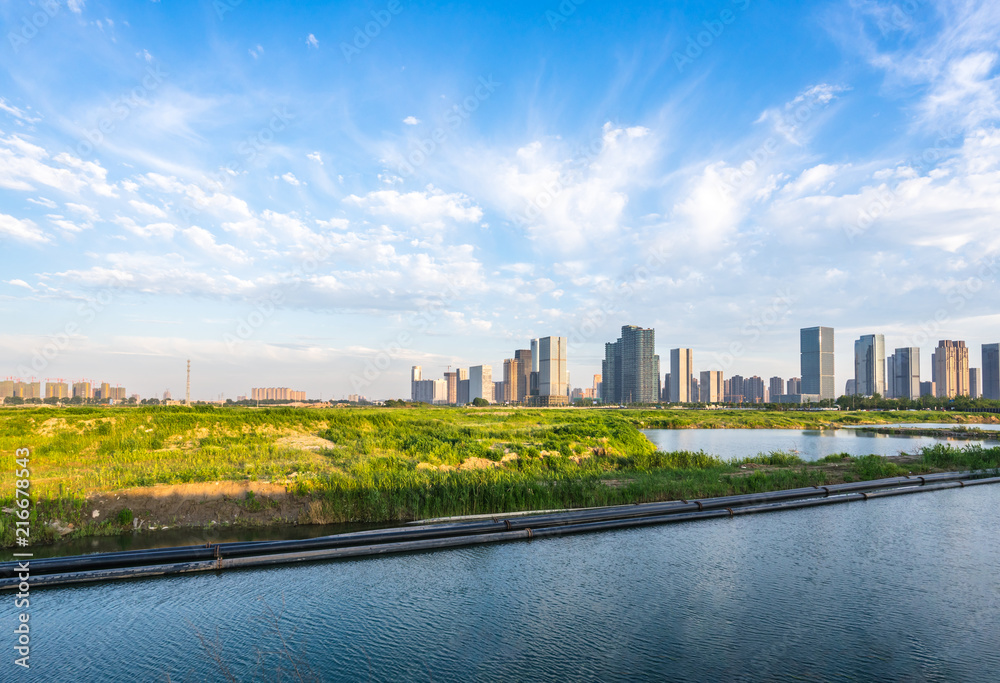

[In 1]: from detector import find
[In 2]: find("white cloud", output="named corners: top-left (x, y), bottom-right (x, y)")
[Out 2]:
top-left (0, 99), bottom-right (40, 124)
top-left (183, 226), bottom-right (252, 264)
top-left (344, 188), bottom-right (484, 227)
top-left (281, 172), bottom-right (301, 186)
top-left (755, 84), bottom-right (846, 145)
top-left (249, 44), bottom-right (264, 59)
top-left (128, 199), bottom-right (167, 218)
top-left (306, 34), bottom-right (319, 48)
top-left (307, 151), bottom-right (323, 164)
top-left (68, 0), bottom-right (85, 14)
top-left (26, 197), bottom-right (57, 208)
top-left (403, 116), bottom-right (420, 125)
top-left (114, 216), bottom-right (178, 239)
top-left (0, 135), bottom-right (117, 196)
top-left (0, 213), bottom-right (48, 243)
top-left (6, 279), bottom-right (33, 290)
top-left (65, 202), bottom-right (100, 221)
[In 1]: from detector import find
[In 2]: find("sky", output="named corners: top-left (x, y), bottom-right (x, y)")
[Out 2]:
top-left (1, 0), bottom-right (999, 401)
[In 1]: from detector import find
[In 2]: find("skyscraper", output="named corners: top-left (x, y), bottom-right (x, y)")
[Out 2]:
top-left (854, 334), bottom-right (886, 396)
top-left (890, 347), bottom-right (920, 401)
top-left (514, 349), bottom-right (532, 403)
top-left (603, 326), bottom-right (659, 404)
top-left (768, 377), bottom-right (784, 401)
top-left (932, 340), bottom-right (969, 398)
top-left (786, 377), bottom-right (801, 395)
top-left (669, 348), bottom-right (693, 404)
top-left (410, 366), bottom-right (422, 402)
top-left (700, 371), bottom-right (723, 403)
top-left (983, 343), bottom-right (999, 400)
top-left (502, 358), bottom-right (520, 403)
top-left (801, 327), bottom-right (835, 400)
top-left (537, 336), bottom-right (569, 405)
top-left (969, 368), bottom-right (982, 399)
top-left (444, 371), bottom-right (458, 404)
top-left (469, 365), bottom-right (493, 403)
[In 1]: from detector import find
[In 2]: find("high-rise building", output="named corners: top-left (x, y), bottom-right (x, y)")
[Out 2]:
top-left (669, 348), bottom-right (693, 404)
top-left (969, 368), bottom-right (982, 399)
top-left (920, 381), bottom-right (936, 397)
top-left (890, 347), bottom-right (920, 401)
top-left (494, 381), bottom-right (506, 404)
top-left (98, 382), bottom-right (111, 401)
top-left (768, 377), bottom-right (784, 401)
top-left (700, 371), bottom-right (723, 403)
top-left (845, 379), bottom-right (856, 396)
top-left (444, 371), bottom-right (458, 404)
top-left (726, 375), bottom-right (745, 403)
top-left (854, 334), bottom-right (886, 396)
top-left (73, 381), bottom-right (93, 400)
top-left (0, 380), bottom-right (13, 398)
top-left (534, 336), bottom-right (569, 405)
top-left (983, 343), bottom-right (1000, 400)
top-left (662, 373), bottom-right (671, 402)
top-left (514, 349), bottom-right (532, 403)
top-left (45, 381), bottom-right (69, 399)
top-left (593, 374), bottom-right (602, 400)
top-left (458, 378), bottom-right (470, 405)
top-left (529, 339), bottom-right (540, 397)
top-left (745, 376), bottom-right (765, 403)
top-left (786, 377), bottom-right (801, 395)
top-left (410, 366), bottom-right (422, 402)
top-left (469, 365), bottom-right (493, 404)
top-left (932, 340), bottom-right (970, 398)
top-left (801, 327), bottom-right (835, 400)
top-left (602, 326), bottom-right (659, 404)
top-left (691, 377), bottom-right (699, 402)
top-left (502, 358), bottom-right (521, 403)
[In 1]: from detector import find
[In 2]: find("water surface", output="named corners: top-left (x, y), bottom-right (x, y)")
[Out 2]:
top-left (16, 484), bottom-right (1000, 681)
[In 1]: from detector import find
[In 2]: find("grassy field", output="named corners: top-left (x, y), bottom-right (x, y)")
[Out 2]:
top-left (1, 405), bottom-right (997, 547)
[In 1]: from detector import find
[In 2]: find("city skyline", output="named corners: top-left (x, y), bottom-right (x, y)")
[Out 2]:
top-left (1, 1), bottom-right (999, 399)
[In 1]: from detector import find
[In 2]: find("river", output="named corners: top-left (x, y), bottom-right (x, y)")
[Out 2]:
top-left (15, 482), bottom-right (1000, 681)
top-left (641, 427), bottom-right (990, 461)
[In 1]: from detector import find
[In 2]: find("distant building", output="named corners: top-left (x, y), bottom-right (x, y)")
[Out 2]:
top-left (662, 373), bottom-right (671, 403)
top-left (73, 381), bottom-right (93, 400)
top-left (801, 326), bottom-right (835, 400)
top-left (932, 340), bottom-right (970, 398)
top-left (494, 381), bottom-right (506, 404)
top-left (700, 371), bottom-right (723, 404)
top-left (768, 376), bottom-right (784, 401)
top-left (45, 381), bottom-right (69, 399)
top-left (603, 326), bottom-right (659, 404)
top-left (983, 343), bottom-right (1000, 400)
top-left (786, 377), bottom-right (801, 395)
top-left (410, 366), bottom-right (422, 402)
top-left (514, 349), bottom-right (532, 403)
top-left (251, 388), bottom-right (306, 401)
top-left (444, 371), bottom-right (458, 404)
top-left (890, 347), bottom-right (921, 401)
top-left (920, 381), bottom-right (936, 398)
top-left (854, 334), bottom-right (886, 396)
top-left (469, 365), bottom-right (493, 404)
top-left (690, 377), bottom-right (699, 402)
top-left (846, 379), bottom-right (856, 396)
top-left (778, 394), bottom-right (821, 404)
top-left (458, 378), bottom-right (470, 405)
top-left (969, 368), bottom-right (982, 399)
top-left (592, 374), bottom-right (602, 400)
top-left (744, 376), bottom-right (765, 403)
top-left (502, 358), bottom-right (520, 403)
top-left (725, 375), bottom-right (745, 403)
top-left (537, 336), bottom-right (569, 403)
top-left (412, 379), bottom-right (446, 404)
top-left (669, 348), bottom-right (693, 404)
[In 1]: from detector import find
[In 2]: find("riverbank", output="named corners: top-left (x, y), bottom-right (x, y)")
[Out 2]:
top-left (2, 406), bottom-right (998, 549)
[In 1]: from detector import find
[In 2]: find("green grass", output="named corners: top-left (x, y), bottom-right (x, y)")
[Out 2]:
top-left (0, 405), bottom-right (997, 546)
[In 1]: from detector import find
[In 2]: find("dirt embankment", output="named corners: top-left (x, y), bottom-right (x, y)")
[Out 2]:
top-left (77, 481), bottom-right (311, 532)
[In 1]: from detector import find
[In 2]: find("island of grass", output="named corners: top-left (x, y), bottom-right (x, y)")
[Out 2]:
top-left (1, 405), bottom-right (998, 548)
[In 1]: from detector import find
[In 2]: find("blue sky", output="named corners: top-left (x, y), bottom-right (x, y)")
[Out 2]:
top-left (1, 0), bottom-right (998, 400)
